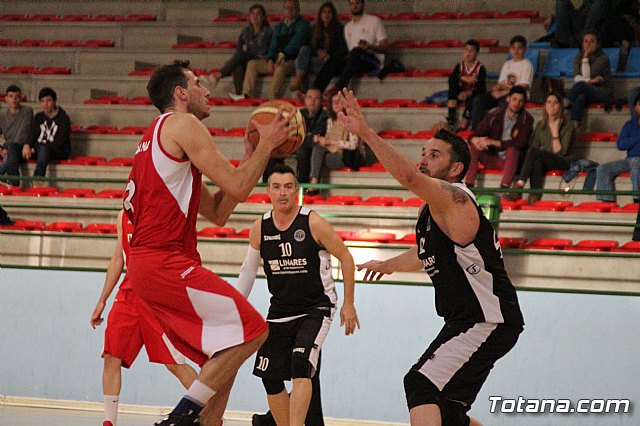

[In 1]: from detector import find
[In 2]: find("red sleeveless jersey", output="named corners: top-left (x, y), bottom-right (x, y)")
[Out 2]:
top-left (124, 112), bottom-right (201, 261)
top-left (460, 60), bottom-right (482, 91)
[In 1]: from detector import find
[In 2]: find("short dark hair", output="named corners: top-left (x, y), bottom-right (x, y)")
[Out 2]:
top-left (508, 85), bottom-right (528, 100)
top-left (434, 129), bottom-right (470, 182)
top-left (267, 163), bottom-right (298, 184)
top-left (464, 39), bottom-right (480, 53)
top-left (6, 84), bottom-right (21, 94)
top-left (38, 87), bottom-right (57, 101)
top-left (582, 29), bottom-right (600, 43)
top-left (509, 35), bottom-right (527, 49)
top-left (147, 60), bottom-right (190, 113)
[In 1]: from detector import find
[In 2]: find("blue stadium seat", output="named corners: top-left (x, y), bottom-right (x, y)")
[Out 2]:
top-left (603, 47), bottom-right (620, 73)
top-left (617, 47), bottom-right (640, 77)
top-left (542, 48), bottom-right (579, 77)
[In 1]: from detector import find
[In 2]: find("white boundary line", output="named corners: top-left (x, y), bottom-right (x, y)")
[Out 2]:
top-left (0, 395), bottom-right (408, 426)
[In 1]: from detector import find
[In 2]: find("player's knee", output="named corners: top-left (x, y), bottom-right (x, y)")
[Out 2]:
top-left (103, 353), bottom-right (122, 370)
top-left (262, 378), bottom-right (285, 395)
top-left (291, 353), bottom-right (313, 379)
top-left (403, 369), bottom-right (440, 410)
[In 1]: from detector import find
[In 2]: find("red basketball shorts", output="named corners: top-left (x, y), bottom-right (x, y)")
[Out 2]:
top-left (127, 248), bottom-right (268, 366)
top-left (103, 285), bottom-right (187, 368)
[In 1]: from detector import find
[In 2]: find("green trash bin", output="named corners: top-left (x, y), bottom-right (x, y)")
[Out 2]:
top-left (476, 194), bottom-right (501, 232)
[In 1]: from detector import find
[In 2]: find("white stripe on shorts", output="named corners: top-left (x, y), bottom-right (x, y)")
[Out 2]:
top-left (162, 333), bottom-right (187, 364)
top-left (418, 322), bottom-right (498, 391)
top-left (186, 287), bottom-right (245, 357)
top-left (309, 309), bottom-right (335, 374)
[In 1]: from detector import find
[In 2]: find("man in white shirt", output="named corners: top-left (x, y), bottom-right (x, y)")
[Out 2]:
top-left (325, 0), bottom-right (387, 97)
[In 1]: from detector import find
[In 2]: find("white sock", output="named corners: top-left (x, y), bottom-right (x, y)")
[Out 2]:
top-left (104, 394), bottom-right (119, 424)
top-left (185, 379), bottom-right (216, 406)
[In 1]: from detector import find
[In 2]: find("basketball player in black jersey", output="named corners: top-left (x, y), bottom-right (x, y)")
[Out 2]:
top-left (337, 89), bottom-right (524, 426)
top-left (236, 164), bottom-right (360, 426)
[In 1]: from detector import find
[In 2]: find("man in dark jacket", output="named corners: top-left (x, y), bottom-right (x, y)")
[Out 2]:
top-left (464, 86), bottom-right (534, 189)
top-left (29, 87), bottom-right (71, 180)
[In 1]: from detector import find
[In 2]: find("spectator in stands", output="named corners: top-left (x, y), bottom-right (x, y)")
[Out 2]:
top-left (564, 30), bottom-right (614, 127)
top-left (629, 86), bottom-right (640, 120)
top-left (508, 92), bottom-right (575, 204)
top-left (289, 1), bottom-right (348, 98)
top-left (465, 86), bottom-right (534, 190)
top-left (0, 85), bottom-right (34, 187)
top-left (553, 0), bottom-right (635, 48)
top-left (297, 87), bottom-right (328, 186)
top-left (206, 4), bottom-right (272, 98)
top-left (470, 35), bottom-right (533, 130)
top-left (308, 93), bottom-right (365, 189)
top-left (446, 39), bottom-right (487, 130)
top-left (240, 0), bottom-right (310, 99)
top-left (28, 88), bottom-right (71, 184)
top-left (325, 0), bottom-right (388, 98)
top-left (594, 91), bottom-right (640, 203)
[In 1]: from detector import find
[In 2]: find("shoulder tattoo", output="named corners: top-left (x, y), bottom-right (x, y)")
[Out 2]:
top-left (439, 181), bottom-right (469, 205)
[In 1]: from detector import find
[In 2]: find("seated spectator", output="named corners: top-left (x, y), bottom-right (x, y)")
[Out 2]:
top-left (290, 1), bottom-right (347, 97)
top-left (465, 86), bottom-right (534, 189)
top-left (471, 35), bottom-right (533, 129)
top-left (308, 93), bottom-right (364, 190)
top-left (508, 92), bottom-right (575, 204)
top-left (325, 0), bottom-right (387, 98)
top-left (595, 91), bottom-right (640, 203)
top-left (27, 88), bottom-right (71, 183)
top-left (553, 0), bottom-right (635, 48)
top-left (447, 39), bottom-right (487, 130)
top-left (296, 87), bottom-right (328, 184)
top-left (240, 0), bottom-right (310, 99)
top-left (205, 4), bottom-right (272, 97)
top-left (629, 86), bottom-right (640, 121)
top-left (0, 85), bottom-right (34, 187)
top-left (564, 30), bottom-right (614, 127)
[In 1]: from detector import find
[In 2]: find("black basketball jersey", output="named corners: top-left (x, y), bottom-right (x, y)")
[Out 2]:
top-left (260, 207), bottom-right (337, 320)
top-left (415, 184), bottom-right (524, 325)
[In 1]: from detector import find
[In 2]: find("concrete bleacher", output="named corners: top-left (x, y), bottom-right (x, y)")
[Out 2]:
top-left (2, 0), bottom-right (639, 287)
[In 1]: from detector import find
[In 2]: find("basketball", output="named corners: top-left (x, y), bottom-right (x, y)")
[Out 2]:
top-left (247, 100), bottom-right (305, 157)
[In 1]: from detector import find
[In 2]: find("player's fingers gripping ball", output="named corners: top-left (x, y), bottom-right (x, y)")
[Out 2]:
top-left (247, 100), bottom-right (306, 157)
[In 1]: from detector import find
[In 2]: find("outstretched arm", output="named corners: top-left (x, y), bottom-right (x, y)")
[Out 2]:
top-left (309, 212), bottom-right (360, 335)
top-left (90, 211), bottom-right (125, 329)
top-left (357, 245), bottom-right (423, 281)
top-left (162, 109), bottom-right (289, 203)
top-left (235, 219), bottom-right (262, 298)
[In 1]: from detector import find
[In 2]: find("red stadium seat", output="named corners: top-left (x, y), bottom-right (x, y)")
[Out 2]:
top-left (427, 12), bottom-right (463, 20)
top-left (227, 228), bottom-right (251, 239)
top-left (352, 231), bottom-right (397, 243)
top-left (500, 10), bottom-right (539, 19)
top-left (610, 203), bottom-right (639, 213)
top-left (378, 129), bottom-right (412, 139)
top-left (324, 195), bottom-right (362, 205)
top-left (391, 12), bottom-right (429, 20)
top-left (423, 40), bottom-right (464, 48)
top-left (577, 132), bottom-right (617, 142)
top-left (498, 237), bottom-right (528, 249)
top-left (25, 186), bottom-right (59, 196)
top-left (79, 223), bottom-right (117, 234)
top-left (336, 231), bottom-right (357, 240)
top-left (461, 11), bottom-right (499, 19)
top-left (522, 238), bottom-right (573, 250)
top-left (395, 197), bottom-right (424, 207)
top-left (45, 221), bottom-right (84, 232)
top-left (354, 196), bottom-right (403, 206)
top-left (52, 188), bottom-right (96, 198)
top-left (571, 240), bottom-right (619, 252)
top-left (611, 241), bottom-right (640, 253)
top-left (125, 14), bottom-right (157, 21)
top-left (520, 200), bottom-right (573, 211)
top-left (564, 202), bottom-right (618, 212)
top-left (395, 233), bottom-right (417, 243)
top-left (246, 193), bottom-right (270, 203)
top-left (10, 220), bottom-right (46, 231)
top-left (198, 227), bottom-right (236, 238)
top-left (94, 189), bottom-right (125, 199)
top-left (359, 163), bottom-right (386, 172)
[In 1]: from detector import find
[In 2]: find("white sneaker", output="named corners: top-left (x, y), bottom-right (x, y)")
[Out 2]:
top-left (228, 93), bottom-right (246, 102)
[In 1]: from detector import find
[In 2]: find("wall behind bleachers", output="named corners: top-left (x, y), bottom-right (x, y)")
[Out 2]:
top-left (2, 267), bottom-right (639, 425)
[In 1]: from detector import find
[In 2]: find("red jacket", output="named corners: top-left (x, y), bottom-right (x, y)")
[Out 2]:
top-left (472, 106), bottom-right (534, 151)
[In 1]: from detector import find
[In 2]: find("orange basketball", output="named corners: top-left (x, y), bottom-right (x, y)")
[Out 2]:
top-left (247, 100), bottom-right (305, 157)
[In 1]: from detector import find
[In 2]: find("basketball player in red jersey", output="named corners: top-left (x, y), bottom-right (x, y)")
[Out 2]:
top-left (124, 60), bottom-right (290, 426)
top-left (91, 210), bottom-right (198, 426)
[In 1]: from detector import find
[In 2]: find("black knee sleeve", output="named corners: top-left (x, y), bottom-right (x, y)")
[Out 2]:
top-left (291, 353), bottom-right (313, 379)
top-left (262, 378), bottom-right (285, 395)
top-left (403, 369), bottom-right (440, 410)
